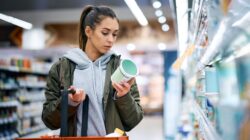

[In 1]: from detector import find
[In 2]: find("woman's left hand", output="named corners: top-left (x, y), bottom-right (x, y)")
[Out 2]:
top-left (112, 78), bottom-right (135, 98)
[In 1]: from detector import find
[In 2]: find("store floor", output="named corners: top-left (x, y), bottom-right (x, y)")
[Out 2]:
top-left (128, 115), bottom-right (164, 140)
top-left (24, 115), bottom-right (164, 140)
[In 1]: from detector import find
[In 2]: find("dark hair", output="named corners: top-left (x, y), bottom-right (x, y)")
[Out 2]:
top-left (79, 5), bottom-right (119, 51)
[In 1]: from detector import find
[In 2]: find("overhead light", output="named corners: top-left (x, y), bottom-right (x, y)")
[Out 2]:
top-left (162, 24), bottom-right (169, 32)
top-left (158, 16), bottom-right (166, 23)
top-left (155, 9), bottom-right (163, 17)
top-left (158, 43), bottom-right (167, 50)
top-left (0, 13), bottom-right (32, 29)
top-left (124, 0), bottom-right (148, 26)
top-left (126, 43), bottom-right (136, 51)
top-left (22, 28), bottom-right (45, 49)
top-left (152, 1), bottom-right (162, 9)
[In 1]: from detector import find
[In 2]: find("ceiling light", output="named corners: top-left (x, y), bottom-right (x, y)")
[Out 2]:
top-left (0, 13), bottom-right (32, 29)
top-left (158, 16), bottom-right (166, 23)
top-left (158, 43), bottom-right (167, 50)
top-left (124, 0), bottom-right (148, 26)
top-left (22, 28), bottom-right (45, 49)
top-left (152, 1), bottom-right (162, 9)
top-left (126, 43), bottom-right (136, 51)
top-left (155, 9), bottom-right (163, 17)
top-left (162, 24), bottom-right (169, 32)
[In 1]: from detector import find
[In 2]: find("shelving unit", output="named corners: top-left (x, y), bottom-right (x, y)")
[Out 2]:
top-left (193, 100), bottom-right (221, 140)
top-left (0, 87), bottom-right (19, 139)
top-left (129, 51), bottom-right (164, 115)
top-left (173, 0), bottom-right (250, 140)
top-left (0, 56), bottom-right (51, 139)
top-left (0, 66), bottom-right (48, 76)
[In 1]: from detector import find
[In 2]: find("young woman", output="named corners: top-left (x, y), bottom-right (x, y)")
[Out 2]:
top-left (42, 5), bottom-right (143, 136)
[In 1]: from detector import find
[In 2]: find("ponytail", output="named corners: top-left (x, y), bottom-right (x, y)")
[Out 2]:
top-left (79, 5), bottom-right (94, 51)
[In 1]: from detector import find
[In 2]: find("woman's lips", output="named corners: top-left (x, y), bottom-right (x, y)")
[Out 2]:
top-left (104, 46), bottom-right (111, 49)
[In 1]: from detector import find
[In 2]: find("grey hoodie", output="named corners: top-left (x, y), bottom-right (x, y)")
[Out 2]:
top-left (63, 48), bottom-right (114, 136)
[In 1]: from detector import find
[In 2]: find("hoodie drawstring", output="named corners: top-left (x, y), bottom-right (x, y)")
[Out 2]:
top-left (90, 64), bottom-right (97, 100)
top-left (91, 62), bottom-right (103, 104)
top-left (98, 61), bottom-right (104, 102)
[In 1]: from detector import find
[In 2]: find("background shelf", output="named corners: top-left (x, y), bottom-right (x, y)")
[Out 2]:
top-left (193, 101), bottom-right (222, 140)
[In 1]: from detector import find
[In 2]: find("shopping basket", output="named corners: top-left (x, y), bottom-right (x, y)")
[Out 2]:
top-left (16, 89), bottom-right (129, 140)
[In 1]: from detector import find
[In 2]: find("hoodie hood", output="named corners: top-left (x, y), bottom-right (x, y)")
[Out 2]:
top-left (63, 48), bottom-right (115, 69)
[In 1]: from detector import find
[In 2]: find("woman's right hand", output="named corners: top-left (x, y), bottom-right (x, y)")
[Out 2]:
top-left (68, 86), bottom-right (86, 104)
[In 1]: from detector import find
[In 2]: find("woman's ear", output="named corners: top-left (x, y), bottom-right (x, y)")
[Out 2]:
top-left (85, 26), bottom-right (92, 38)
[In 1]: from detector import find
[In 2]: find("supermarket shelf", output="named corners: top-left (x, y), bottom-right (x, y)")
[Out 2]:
top-left (0, 116), bottom-right (18, 125)
top-left (19, 85), bottom-right (46, 89)
top-left (193, 101), bottom-right (222, 140)
top-left (21, 112), bottom-right (41, 119)
top-left (204, 92), bottom-right (218, 96)
top-left (196, 20), bottom-right (227, 71)
top-left (18, 94), bottom-right (45, 103)
top-left (0, 87), bottom-right (19, 90)
top-left (0, 100), bottom-right (19, 107)
top-left (192, 0), bottom-right (205, 42)
top-left (0, 66), bottom-right (48, 76)
top-left (174, 1), bottom-right (250, 140)
top-left (19, 98), bottom-right (45, 103)
top-left (0, 84), bottom-right (45, 90)
top-left (197, 12), bottom-right (250, 71)
top-left (0, 53), bottom-right (50, 140)
top-left (0, 132), bottom-right (19, 140)
top-left (19, 125), bottom-right (47, 137)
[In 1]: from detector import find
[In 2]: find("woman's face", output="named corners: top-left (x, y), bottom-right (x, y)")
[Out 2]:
top-left (87, 17), bottom-right (119, 55)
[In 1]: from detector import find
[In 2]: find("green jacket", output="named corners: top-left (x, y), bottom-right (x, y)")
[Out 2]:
top-left (42, 55), bottom-right (143, 136)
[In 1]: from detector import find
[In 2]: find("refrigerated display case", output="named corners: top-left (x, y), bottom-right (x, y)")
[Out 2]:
top-left (172, 0), bottom-right (250, 139)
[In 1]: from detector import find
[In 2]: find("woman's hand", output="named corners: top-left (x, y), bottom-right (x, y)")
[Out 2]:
top-left (112, 78), bottom-right (135, 98)
top-left (68, 86), bottom-right (86, 103)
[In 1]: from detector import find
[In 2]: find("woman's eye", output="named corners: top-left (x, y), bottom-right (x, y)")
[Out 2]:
top-left (102, 32), bottom-right (109, 36)
top-left (113, 34), bottom-right (117, 37)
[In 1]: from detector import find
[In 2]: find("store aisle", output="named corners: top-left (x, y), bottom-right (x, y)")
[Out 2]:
top-left (127, 115), bottom-right (164, 140)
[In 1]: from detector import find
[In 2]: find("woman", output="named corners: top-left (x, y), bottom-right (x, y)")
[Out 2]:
top-left (42, 5), bottom-right (143, 136)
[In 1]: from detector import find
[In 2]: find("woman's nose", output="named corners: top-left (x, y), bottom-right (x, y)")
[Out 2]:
top-left (107, 34), bottom-right (114, 42)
